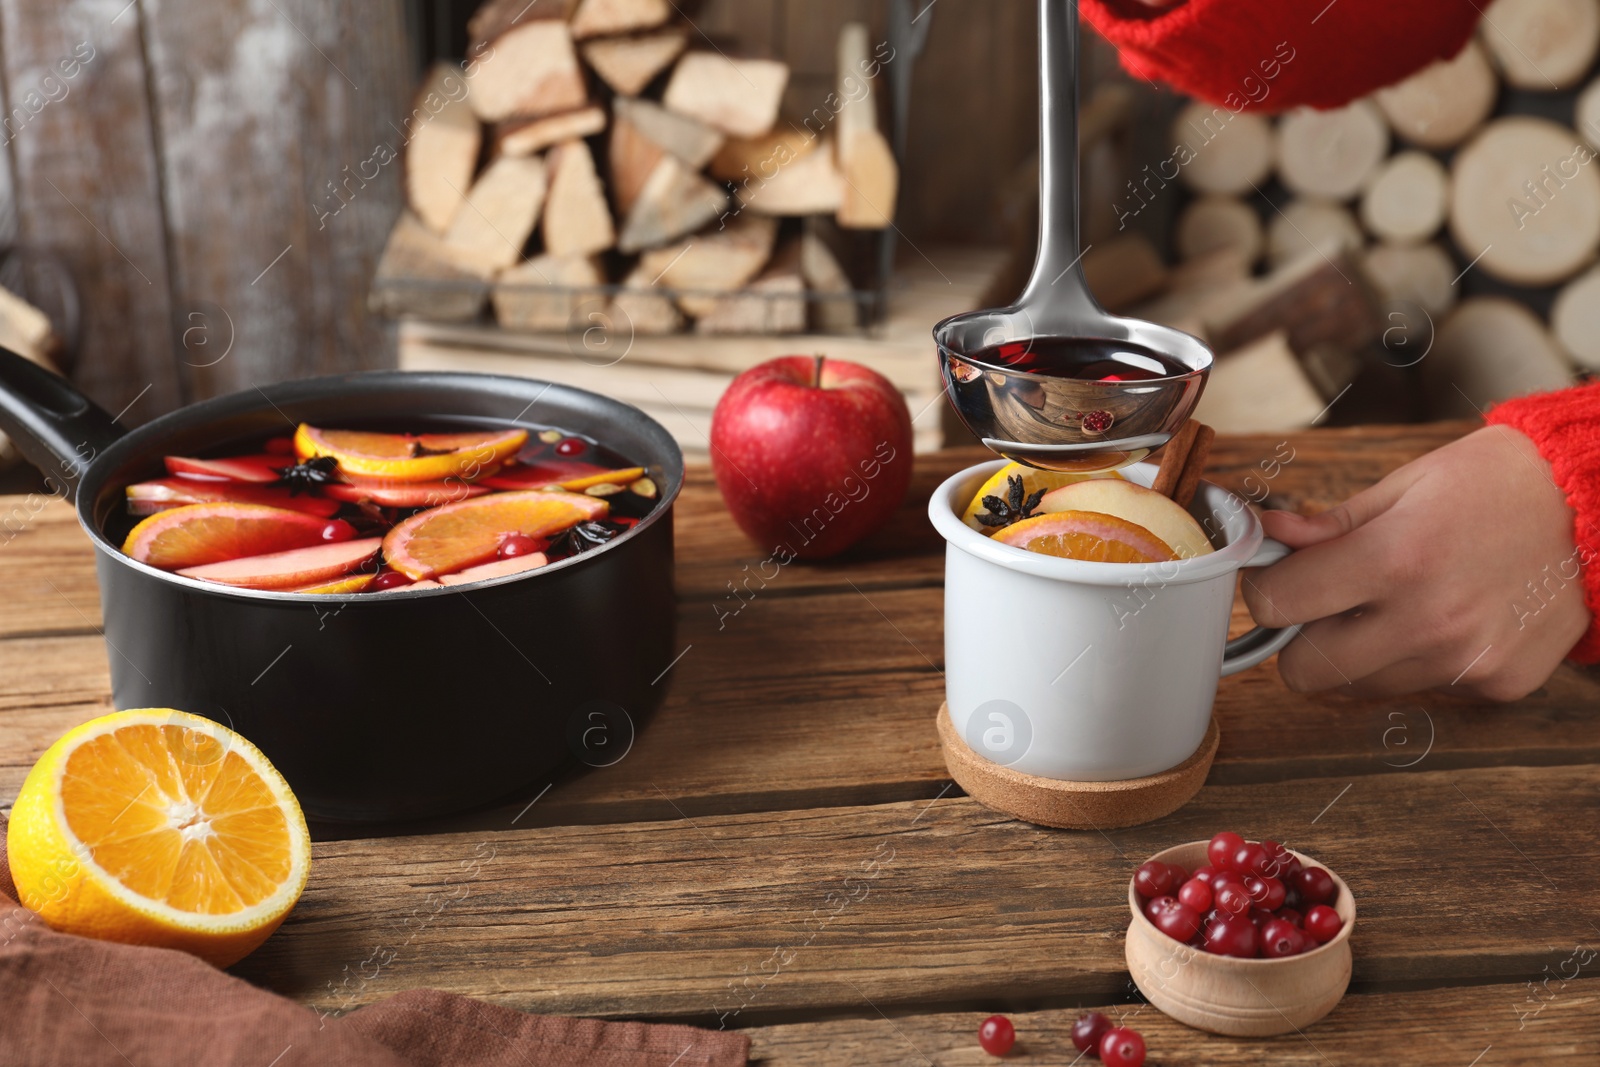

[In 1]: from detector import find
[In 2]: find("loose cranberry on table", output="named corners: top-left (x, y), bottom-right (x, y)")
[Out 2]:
top-left (1099, 1026), bottom-right (1147, 1067)
top-left (977, 1014), bottom-right (1014, 1056)
top-left (708, 356), bottom-right (913, 560)
top-left (1070, 1011), bottom-right (1113, 1053)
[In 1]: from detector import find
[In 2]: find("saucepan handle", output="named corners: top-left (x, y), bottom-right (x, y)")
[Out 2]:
top-left (1221, 537), bottom-right (1300, 677)
top-left (0, 347), bottom-right (125, 502)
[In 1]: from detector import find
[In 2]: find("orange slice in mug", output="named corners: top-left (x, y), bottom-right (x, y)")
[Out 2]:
top-left (6, 710), bottom-right (311, 968)
top-left (382, 489), bottom-right (609, 580)
top-left (293, 424), bottom-right (527, 483)
top-left (992, 510), bottom-right (1178, 564)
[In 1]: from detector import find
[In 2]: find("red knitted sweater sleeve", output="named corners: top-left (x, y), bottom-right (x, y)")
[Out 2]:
top-left (1486, 382), bottom-right (1600, 664)
top-left (1079, 0), bottom-right (1482, 111)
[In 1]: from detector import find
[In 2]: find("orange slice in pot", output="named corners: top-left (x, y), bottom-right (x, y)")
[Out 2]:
top-left (122, 503), bottom-right (352, 571)
top-left (5, 709), bottom-right (311, 968)
top-left (991, 510), bottom-right (1178, 563)
top-left (382, 490), bottom-right (609, 580)
top-left (293, 424), bottom-right (527, 483)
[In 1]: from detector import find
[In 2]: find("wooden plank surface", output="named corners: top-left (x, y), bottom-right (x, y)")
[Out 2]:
top-left (229, 766), bottom-right (1600, 1019)
top-left (138, 0), bottom-right (410, 400)
top-left (4, 425), bottom-right (1599, 834)
top-left (0, 0), bottom-right (183, 419)
top-left (749, 983), bottom-right (1600, 1065)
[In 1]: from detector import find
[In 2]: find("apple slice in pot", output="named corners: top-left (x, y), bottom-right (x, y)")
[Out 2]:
top-left (177, 538), bottom-right (382, 590)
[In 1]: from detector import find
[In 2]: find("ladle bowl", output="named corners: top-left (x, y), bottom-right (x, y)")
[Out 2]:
top-left (936, 0), bottom-right (1213, 473)
top-left (935, 308), bottom-right (1210, 473)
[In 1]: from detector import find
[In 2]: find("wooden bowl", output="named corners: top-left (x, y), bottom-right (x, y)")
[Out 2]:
top-left (1125, 840), bottom-right (1356, 1037)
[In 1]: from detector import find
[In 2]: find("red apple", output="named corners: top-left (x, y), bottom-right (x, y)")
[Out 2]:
top-left (710, 356), bottom-right (913, 559)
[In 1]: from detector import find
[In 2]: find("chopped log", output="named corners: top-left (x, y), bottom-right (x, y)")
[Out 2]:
top-left (662, 53), bottom-right (788, 138)
top-left (639, 214), bottom-right (778, 318)
top-left (370, 211), bottom-right (487, 321)
top-left (608, 110), bottom-right (665, 218)
top-left (695, 240), bottom-right (805, 334)
top-left (1360, 150), bottom-right (1448, 243)
top-left (612, 264), bottom-right (685, 334)
top-left (1424, 297), bottom-right (1574, 417)
top-left (1449, 116), bottom-right (1600, 286)
top-left (1579, 76), bottom-right (1600, 150)
top-left (1266, 199), bottom-right (1363, 268)
top-left (735, 135), bottom-right (843, 216)
top-left (0, 287), bottom-right (59, 470)
top-left (1362, 242), bottom-right (1460, 318)
top-left (1480, 0), bottom-right (1600, 90)
top-left (1374, 39), bottom-right (1496, 149)
top-left (543, 140), bottom-right (615, 257)
top-left (1081, 233), bottom-right (1168, 312)
top-left (0, 284), bottom-right (59, 364)
top-left (800, 223), bottom-right (858, 333)
top-left (443, 156), bottom-right (549, 275)
top-left (1172, 104), bottom-right (1274, 195)
top-left (614, 96), bottom-right (724, 169)
top-left (1192, 332), bottom-right (1329, 433)
top-left (1551, 265), bottom-right (1600, 369)
top-left (468, 0), bottom-right (575, 48)
top-left (1276, 101), bottom-right (1389, 201)
top-left (492, 253), bottom-right (603, 332)
top-left (1209, 246), bottom-right (1382, 356)
top-left (580, 28), bottom-right (688, 96)
top-left (710, 127), bottom-right (818, 183)
top-left (495, 105), bottom-right (607, 158)
top-left (616, 155), bottom-right (729, 254)
top-left (404, 63), bottom-right (481, 233)
top-left (1175, 195), bottom-right (1262, 264)
top-left (1126, 248), bottom-right (1254, 340)
top-left (835, 23), bottom-right (897, 229)
top-left (569, 0), bottom-right (670, 40)
top-left (468, 20), bottom-right (587, 123)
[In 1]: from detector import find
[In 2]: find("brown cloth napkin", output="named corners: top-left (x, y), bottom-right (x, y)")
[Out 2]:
top-left (0, 816), bottom-right (747, 1067)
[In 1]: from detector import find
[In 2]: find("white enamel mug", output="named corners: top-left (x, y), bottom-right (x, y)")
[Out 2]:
top-left (929, 460), bottom-right (1299, 782)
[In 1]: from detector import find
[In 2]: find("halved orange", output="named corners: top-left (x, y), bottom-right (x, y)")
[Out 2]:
top-left (294, 424), bottom-right (527, 483)
top-left (6, 710), bottom-right (311, 967)
top-left (122, 503), bottom-right (349, 571)
top-left (992, 510), bottom-right (1178, 563)
top-left (382, 490), bottom-right (609, 579)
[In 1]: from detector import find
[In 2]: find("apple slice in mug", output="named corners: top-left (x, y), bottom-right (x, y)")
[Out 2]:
top-left (1038, 479), bottom-right (1215, 559)
top-left (177, 538), bottom-right (383, 590)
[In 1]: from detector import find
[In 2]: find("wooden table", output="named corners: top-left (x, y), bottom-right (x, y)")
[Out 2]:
top-left (3, 423), bottom-right (1598, 1064)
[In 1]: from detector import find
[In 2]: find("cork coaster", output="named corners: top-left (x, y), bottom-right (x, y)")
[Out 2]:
top-left (937, 703), bottom-right (1219, 830)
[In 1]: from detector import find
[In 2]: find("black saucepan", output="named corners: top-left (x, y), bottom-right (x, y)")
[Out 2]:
top-left (0, 349), bottom-right (681, 822)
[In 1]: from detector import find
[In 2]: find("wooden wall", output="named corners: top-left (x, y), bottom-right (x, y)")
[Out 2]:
top-left (0, 0), bottom-right (411, 423)
top-left (0, 0), bottom-right (1046, 423)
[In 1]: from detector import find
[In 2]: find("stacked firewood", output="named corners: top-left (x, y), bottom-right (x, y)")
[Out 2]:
top-left (1113, 0), bottom-right (1600, 426)
top-left (372, 0), bottom-right (899, 337)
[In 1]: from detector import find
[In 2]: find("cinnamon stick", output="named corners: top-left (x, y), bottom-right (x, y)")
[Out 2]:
top-left (1172, 423), bottom-right (1216, 509)
top-left (1151, 419), bottom-right (1200, 498)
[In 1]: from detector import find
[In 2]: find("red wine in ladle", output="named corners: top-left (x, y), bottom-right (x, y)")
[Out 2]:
top-left (971, 337), bottom-right (1190, 380)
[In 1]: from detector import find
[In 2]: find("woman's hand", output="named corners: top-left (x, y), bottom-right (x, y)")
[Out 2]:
top-left (1242, 425), bottom-right (1592, 701)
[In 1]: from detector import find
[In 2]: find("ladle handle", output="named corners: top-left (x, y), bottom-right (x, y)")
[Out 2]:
top-left (1016, 0), bottom-right (1100, 324)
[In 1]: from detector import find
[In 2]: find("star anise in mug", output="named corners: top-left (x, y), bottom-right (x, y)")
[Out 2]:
top-left (975, 474), bottom-right (1045, 530)
top-left (275, 455), bottom-right (340, 495)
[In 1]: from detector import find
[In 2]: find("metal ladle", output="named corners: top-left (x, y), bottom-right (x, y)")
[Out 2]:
top-left (934, 0), bottom-right (1213, 473)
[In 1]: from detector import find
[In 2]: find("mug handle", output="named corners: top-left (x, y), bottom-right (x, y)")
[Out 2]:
top-left (1220, 538), bottom-right (1301, 677)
